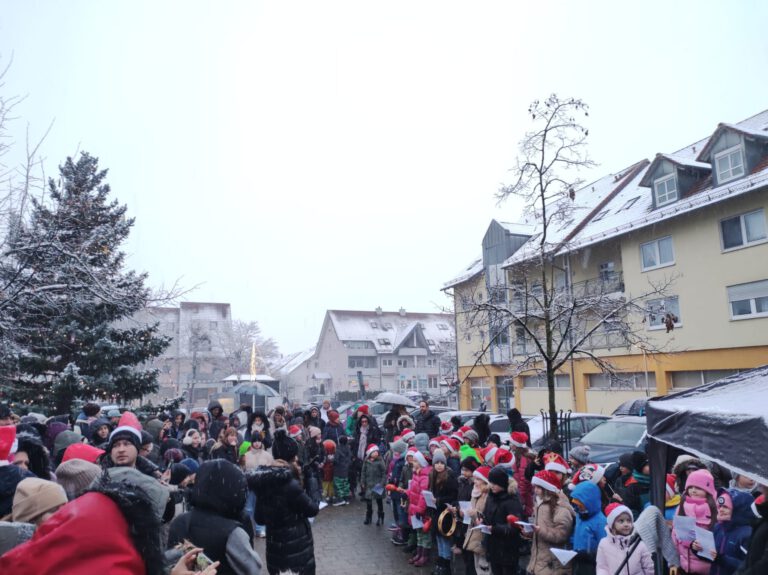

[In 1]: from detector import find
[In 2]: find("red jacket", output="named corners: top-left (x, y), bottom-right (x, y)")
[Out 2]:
top-left (407, 465), bottom-right (432, 521)
top-left (0, 492), bottom-right (145, 575)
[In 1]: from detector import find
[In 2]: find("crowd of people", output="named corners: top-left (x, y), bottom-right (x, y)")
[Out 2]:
top-left (0, 398), bottom-right (765, 575)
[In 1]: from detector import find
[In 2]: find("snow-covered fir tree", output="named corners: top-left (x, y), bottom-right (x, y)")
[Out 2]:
top-left (0, 152), bottom-right (169, 413)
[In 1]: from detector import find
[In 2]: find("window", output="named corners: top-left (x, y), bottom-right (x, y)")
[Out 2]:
top-left (382, 322), bottom-right (393, 330)
top-left (592, 209), bottom-right (609, 222)
top-left (377, 338), bottom-right (391, 346)
top-left (715, 145), bottom-right (745, 183)
top-left (370, 321), bottom-right (378, 329)
top-left (671, 370), bottom-right (739, 389)
top-left (654, 174), bottom-right (678, 207)
top-left (437, 323), bottom-right (450, 330)
top-left (521, 374), bottom-right (570, 388)
top-left (720, 209), bottom-right (767, 250)
top-left (426, 339), bottom-right (435, 346)
top-left (619, 196), bottom-right (640, 212)
top-left (513, 326), bottom-right (527, 355)
top-left (346, 340), bottom-right (375, 349)
top-left (727, 280), bottom-right (768, 319)
top-left (382, 358), bottom-right (393, 367)
top-left (426, 358), bottom-right (437, 367)
top-left (599, 261), bottom-right (616, 282)
top-left (640, 236), bottom-right (674, 271)
top-left (495, 376), bottom-right (515, 412)
top-left (588, 372), bottom-right (656, 390)
top-left (348, 356), bottom-right (377, 369)
top-left (469, 377), bottom-right (490, 410)
top-left (397, 359), bottom-right (408, 368)
top-left (646, 296), bottom-right (681, 330)
top-left (428, 377), bottom-right (438, 389)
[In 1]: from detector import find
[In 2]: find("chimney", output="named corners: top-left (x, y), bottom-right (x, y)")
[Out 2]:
top-left (399, 307), bottom-right (406, 317)
top-left (375, 306), bottom-right (383, 316)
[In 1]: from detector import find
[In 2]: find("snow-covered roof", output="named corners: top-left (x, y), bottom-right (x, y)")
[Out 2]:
top-left (696, 111), bottom-right (768, 161)
top-left (497, 221), bottom-right (536, 235)
top-left (498, 109), bottom-right (768, 262)
top-left (442, 258), bottom-right (483, 289)
top-left (327, 309), bottom-right (454, 354)
top-left (222, 373), bottom-right (278, 382)
top-left (274, 347), bottom-right (316, 375)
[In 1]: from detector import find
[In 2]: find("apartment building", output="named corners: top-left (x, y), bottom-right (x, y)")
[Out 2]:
top-left (445, 110), bottom-right (768, 414)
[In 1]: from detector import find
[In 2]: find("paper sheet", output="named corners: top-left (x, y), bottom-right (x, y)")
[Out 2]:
top-left (470, 524), bottom-right (492, 534)
top-left (516, 521), bottom-right (535, 534)
top-left (694, 526), bottom-right (716, 558)
top-left (550, 548), bottom-right (578, 566)
top-left (422, 490), bottom-right (437, 508)
top-left (673, 515), bottom-right (697, 542)
top-left (411, 515), bottom-right (424, 529)
top-left (318, 502), bottom-right (328, 510)
top-left (372, 484), bottom-right (385, 496)
top-left (459, 501), bottom-right (472, 525)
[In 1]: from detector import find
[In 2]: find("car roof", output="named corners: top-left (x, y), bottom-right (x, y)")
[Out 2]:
top-left (607, 415), bottom-right (647, 423)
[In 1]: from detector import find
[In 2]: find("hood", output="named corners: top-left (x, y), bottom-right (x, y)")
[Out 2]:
top-left (207, 400), bottom-right (223, 413)
top-left (726, 489), bottom-right (757, 527)
top-left (171, 410), bottom-right (186, 423)
top-left (88, 418), bottom-right (110, 439)
top-left (144, 419), bottom-right (164, 443)
top-left (191, 460), bottom-right (246, 519)
top-left (53, 431), bottom-right (82, 458)
top-left (571, 481), bottom-right (603, 517)
top-left (97, 467), bottom-right (170, 522)
top-left (246, 465), bottom-right (293, 492)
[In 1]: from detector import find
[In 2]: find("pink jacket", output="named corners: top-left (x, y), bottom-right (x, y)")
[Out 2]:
top-left (407, 465), bottom-right (432, 522)
top-left (514, 454), bottom-right (533, 517)
top-left (596, 527), bottom-right (654, 575)
top-left (672, 496), bottom-right (715, 574)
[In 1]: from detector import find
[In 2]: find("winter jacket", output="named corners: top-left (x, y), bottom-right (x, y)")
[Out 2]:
top-left (528, 495), bottom-right (576, 575)
top-left (571, 482), bottom-right (607, 574)
top-left (333, 444), bottom-right (351, 478)
top-left (407, 465), bottom-right (432, 523)
top-left (0, 465), bottom-right (35, 518)
top-left (673, 494), bottom-right (716, 574)
top-left (596, 526), bottom-right (654, 575)
top-left (248, 465), bottom-right (319, 575)
top-left (463, 489), bottom-right (489, 554)
top-left (243, 448), bottom-right (274, 470)
top-left (245, 428), bottom-right (273, 450)
top-left (361, 457), bottom-right (386, 499)
top-left (736, 495), bottom-right (768, 575)
top-left (483, 488), bottom-right (523, 566)
top-left (414, 409), bottom-right (441, 438)
top-left (432, 468), bottom-right (459, 516)
top-left (0, 521), bottom-right (35, 556)
top-left (623, 472), bottom-right (651, 518)
top-left (320, 422), bottom-right (345, 445)
top-left (351, 416), bottom-right (382, 461)
top-left (211, 443), bottom-right (240, 465)
top-left (712, 490), bottom-right (754, 575)
top-left (515, 451), bottom-right (534, 517)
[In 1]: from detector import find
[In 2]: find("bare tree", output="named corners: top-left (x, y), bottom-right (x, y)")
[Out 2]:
top-left (218, 319), bottom-right (280, 379)
top-left (458, 95), bottom-right (674, 438)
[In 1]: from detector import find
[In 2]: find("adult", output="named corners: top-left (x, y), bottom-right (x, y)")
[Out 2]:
top-left (208, 400), bottom-right (226, 423)
top-left (319, 399), bottom-right (332, 424)
top-left (320, 410), bottom-right (345, 445)
top-left (383, 404), bottom-right (408, 443)
top-left (246, 411), bottom-right (272, 449)
top-left (507, 408), bottom-right (531, 446)
top-left (0, 427), bottom-right (35, 517)
top-left (210, 428), bottom-right (240, 465)
top-left (103, 412), bottom-right (162, 479)
top-left (248, 430), bottom-right (319, 575)
top-left (88, 418), bottom-right (111, 447)
top-left (414, 400), bottom-right (440, 439)
top-left (13, 434), bottom-right (54, 481)
top-left (10, 478), bottom-right (68, 527)
top-left (473, 413), bottom-right (491, 447)
top-left (351, 414), bottom-right (382, 497)
top-left (736, 486), bottom-right (768, 575)
top-left (304, 406), bottom-right (325, 432)
top-left (168, 459), bottom-right (262, 575)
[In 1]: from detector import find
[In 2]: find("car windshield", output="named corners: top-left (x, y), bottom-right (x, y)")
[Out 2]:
top-left (579, 420), bottom-right (645, 446)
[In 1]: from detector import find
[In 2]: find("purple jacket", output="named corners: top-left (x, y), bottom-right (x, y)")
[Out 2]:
top-left (596, 527), bottom-right (654, 575)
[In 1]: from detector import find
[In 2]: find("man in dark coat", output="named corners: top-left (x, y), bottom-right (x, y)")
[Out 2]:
top-left (483, 467), bottom-right (523, 575)
top-left (507, 408), bottom-right (531, 446)
top-left (414, 400), bottom-right (440, 439)
top-left (736, 487), bottom-right (768, 575)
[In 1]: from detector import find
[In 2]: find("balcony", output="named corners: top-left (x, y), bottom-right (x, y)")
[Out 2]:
top-left (570, 271), bottom-right (625, 299)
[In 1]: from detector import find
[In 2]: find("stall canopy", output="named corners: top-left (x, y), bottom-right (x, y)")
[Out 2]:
top-left (646, 365), bottom-right (768, 508)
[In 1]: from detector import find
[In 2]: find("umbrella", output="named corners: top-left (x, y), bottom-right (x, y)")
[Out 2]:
top-left (373, 392), bottom-right (416, 407)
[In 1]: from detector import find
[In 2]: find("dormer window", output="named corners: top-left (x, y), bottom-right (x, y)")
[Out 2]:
top-left (714, 145), bottom-right (745, 184)
top-left (654, 174), bottom-right (678, 207)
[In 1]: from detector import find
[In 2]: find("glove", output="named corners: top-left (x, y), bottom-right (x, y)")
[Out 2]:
top-left (506, 514), bottom-right (520, 525)
top-left (422, 516), bottom-right (433, 533)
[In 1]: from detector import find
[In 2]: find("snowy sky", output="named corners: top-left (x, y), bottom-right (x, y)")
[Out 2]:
top-left (1, 1), bottom-right (767, 356)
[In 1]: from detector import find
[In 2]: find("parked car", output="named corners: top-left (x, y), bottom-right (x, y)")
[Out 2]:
top-left (569, 416), bottom-right (647, 466)
top-left (438, 410), bottom-right (484, 426)
top-left (528, 413), bottom-right (611, 450)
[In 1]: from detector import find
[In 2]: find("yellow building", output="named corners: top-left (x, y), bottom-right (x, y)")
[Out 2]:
top-left (444, 111), bottom-right (768, 415)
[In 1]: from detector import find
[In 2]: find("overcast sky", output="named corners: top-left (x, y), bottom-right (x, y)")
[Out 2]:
top-left (1, 1), bottom-right (767, 356)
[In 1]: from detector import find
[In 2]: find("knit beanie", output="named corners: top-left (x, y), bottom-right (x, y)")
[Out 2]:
top-left (272, 429), bottom-right (299, 462)
top-left (685, 469), bottom-right (717, 500)
top-left (55, 459), bottom-right (101, 500)
top-left (54, 431), bottom-right (82, 460)
top-left (12, 478), bottom-right (68, 523)
top-left (460, 457), bottom-right (480, 472)
top-left (432, 450), bottom-right (447, 465)
top-left (631, 450), bottom-right (649, 474)
top-left (488, 467), bottom-right (509, 490)
top-left (605, 503), bottom-right (632, 528)
top-left (323, 440), bottom-right (336, 455)
top-left (618, 452), bottom-right (634, 470)
top-left (169, 462), bottom-right (193, 486)
top-left (107, 412), bottom-right (143, 452)
top-left (389, 439), bottom-right (408, 455)
top-left (180, 458), bottom-right (200, 474)
top-left (307, 426), bottom-right (322, 439)
top-left (463, 429), bottom-right (479, 445)
top-left (569, 445), bottom-right (591, 465)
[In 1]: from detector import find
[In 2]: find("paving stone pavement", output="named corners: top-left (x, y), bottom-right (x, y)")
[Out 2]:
top-left (252, 497), bottom-right (471, 575)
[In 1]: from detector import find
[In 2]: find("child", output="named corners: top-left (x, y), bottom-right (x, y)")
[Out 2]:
top-left (406, 448), bottom-right (432, 567)
top-left (241, 436), bottom-right (273, 538)
top-left (387, 437), bottom-right (408, 539)
top-left (361, 444), bottom-right (386, 526)
top-left (570, 481), bottom-right (607, 575)
top-left (510, 431), bottom-right (534, 518)
top-left (462, 464), bottom-right (491, 575)
top-left (483, 466), bottom-right (523, 575)
top-left (332, 435), bottom-right (352, 506)
top-left (430, 450), bottom-right (458, 574)
top-left (710, 488), bottom-right (754, 575)
top-left (596, 503), bottom-right (653, 575)
top-left (672, 468), bottom-right (717, 574)
top-left (525, 470), bottom-right (575, 575)
top-left (454, 457), bottom-right (479, 574)
top-left (321, 439), bottom-right (336, 503)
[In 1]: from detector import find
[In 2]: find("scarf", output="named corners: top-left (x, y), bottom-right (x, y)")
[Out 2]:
top-left (357, 427), bottom-right (368, 460)
top-left (632, 471), bottom-right (651, 486)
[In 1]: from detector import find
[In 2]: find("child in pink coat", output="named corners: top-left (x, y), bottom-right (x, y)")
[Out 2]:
top-left (406, 448), bottom-right (432, 568)
top-left (596, 503), bottom-right (653, 575)
top-left (672, 468), bottom-right (718, 574)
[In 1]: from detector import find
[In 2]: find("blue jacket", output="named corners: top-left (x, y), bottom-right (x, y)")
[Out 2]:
top-left (571, 481), bottom-right (607, 555)
top-left (712, 489), bottom-right (754, 575)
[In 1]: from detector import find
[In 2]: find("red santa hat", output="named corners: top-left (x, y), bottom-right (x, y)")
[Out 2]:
top-left (605, 503), bottom-right (633, 528)
top-left (493, 449), bottom-right (515, 469)
top-left (400, 429), bottom-right (416, 443)
top-left (407, 447), bottom-right (428, 468)
top-left (543, 452), bottom-right (570, 475)
top-left (532, 470), bottom-right (562, 493)
top-left (108, 412), bottom-right (142, 449)
top-left (450, 430), bottom-right (464, 442)
top-left (473, 465), bottom-right (491, 484)
top-left (752, 494), bottom-right (765, 518)
top-left (62, 443), bottom-right (105, 464)
top-left (0, 425), bottom-right (17, 461)
top-left (665, 473), bottom-right (677, 499)
top-left (429, 436), bottom-right (445, 450)
top-left (482, 445), bottom-right (499, 465)
top-left (441, 437), bottom-right (461, 455)
top-left (459, 425), bottom-right (472, 434)
top-left (366, 444), bottom-right (379, 458)
top-left (288, 425), bottom-right (302, 439)
top-left (569, 463), bottom-right (605, 490)
top-left (440, 420), bottom-right (452, 432)
top-left (510, 432), bottom-right (529, 448)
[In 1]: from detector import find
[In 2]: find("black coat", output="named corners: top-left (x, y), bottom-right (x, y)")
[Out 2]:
top-left (483, 489), bottom-right (523, 566)
top-left (737, 497), bottom-right (768, 575)
top-left (414, 409), bottom-right (441, 438)
top-left (249, 465), bottom-right (319, 575)
top-left (351, 416), bottom-right (382, 461)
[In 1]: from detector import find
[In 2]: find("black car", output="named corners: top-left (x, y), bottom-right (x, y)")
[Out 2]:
top-left (569, 416), bottom-right (647, 466)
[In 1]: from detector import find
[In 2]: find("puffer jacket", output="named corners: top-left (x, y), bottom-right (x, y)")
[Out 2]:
top-left (483, 487), bottom-right (523, 566)
top-left (407, 465), bottom-right (432, 523)
top-left (571, 482), bottom-right (607, 563)
top-left (673, 495), bottom-right (716, 574)
top-left (249, 464), bottom-right (319, 575)
top-left (596, 526), bottom-right (654, 575)
top-left (528, 494), bottom-right (576, 575)
top-left (712, 490), bottom-right (754, 575)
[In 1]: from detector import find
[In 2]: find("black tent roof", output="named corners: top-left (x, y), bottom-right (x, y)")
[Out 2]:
top-left (646, 364), bottom-right (768, 484)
